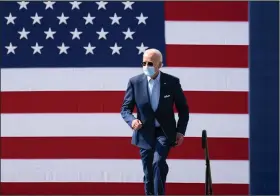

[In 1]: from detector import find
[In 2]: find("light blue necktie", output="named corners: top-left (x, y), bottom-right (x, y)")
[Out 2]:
top-left (148, 79), bottom-right (160, 127)
top-left (148, 79), bottom-right (156, 111)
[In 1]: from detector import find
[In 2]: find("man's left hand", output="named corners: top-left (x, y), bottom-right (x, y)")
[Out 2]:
top-left (175, 133), bottom-right (184, 146)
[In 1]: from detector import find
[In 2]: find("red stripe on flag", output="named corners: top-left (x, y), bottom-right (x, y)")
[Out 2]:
top-left (166, 45), bottom-right (248, 68)
top-left (164, 2), bottom-right (248, 21)
top-left (0, 91), bottom-right (248, 114)
top-left (0, 182), bottom-right (249, 195)
top-left (1, 137), bottom-right (248, 160)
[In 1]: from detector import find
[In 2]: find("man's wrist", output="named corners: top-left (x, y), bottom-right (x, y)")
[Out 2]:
top-left (177, 132), bottom-right (184, 137)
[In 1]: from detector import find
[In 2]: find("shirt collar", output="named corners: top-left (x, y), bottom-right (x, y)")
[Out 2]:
top-left (147, 71), bottom-right (161, 82)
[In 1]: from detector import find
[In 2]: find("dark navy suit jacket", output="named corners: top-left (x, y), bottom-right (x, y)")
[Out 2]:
top-left (120, 71), bottom-right (189, 149)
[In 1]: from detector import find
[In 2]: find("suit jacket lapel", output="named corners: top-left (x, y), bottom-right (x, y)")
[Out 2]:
top-left (140, 74), bottom-right (151, 105)
top-left (156, 71), bottom-right (166, 113)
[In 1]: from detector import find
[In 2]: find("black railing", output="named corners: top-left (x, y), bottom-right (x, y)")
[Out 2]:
top-left (202, 130), bottom-right (213, 195)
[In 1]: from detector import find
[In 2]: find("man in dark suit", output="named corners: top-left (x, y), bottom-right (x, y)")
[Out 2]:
top-left (120, 48), bottom-right (189, 195)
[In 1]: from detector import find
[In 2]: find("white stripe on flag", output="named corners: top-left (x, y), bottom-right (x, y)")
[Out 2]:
top-left (1, 67), bottom-right (248, 92)
top-left (1, 113), bottom-right (248, 138)
top-left (1, 159), bottom-right (249, 184)
top-left (165, 21), bottom-right (249, 45)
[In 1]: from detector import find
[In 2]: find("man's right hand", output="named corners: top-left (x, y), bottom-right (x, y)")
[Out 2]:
top-left (131, 119), bottom-right (142, 131)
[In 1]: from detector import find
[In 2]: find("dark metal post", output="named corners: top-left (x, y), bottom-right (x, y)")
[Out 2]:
top-left (202, 130), bottom-right (213, 195)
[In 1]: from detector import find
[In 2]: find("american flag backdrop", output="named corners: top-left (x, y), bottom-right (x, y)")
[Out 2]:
top-left (0, 1), bottom-right (249, 195)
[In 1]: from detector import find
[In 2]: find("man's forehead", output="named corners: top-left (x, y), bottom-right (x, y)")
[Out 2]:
top-left (143, 52), bottom-right (159, 60)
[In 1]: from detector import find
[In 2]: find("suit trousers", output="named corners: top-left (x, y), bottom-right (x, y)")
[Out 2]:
top-left (139, 127), bottom-right (171, 195)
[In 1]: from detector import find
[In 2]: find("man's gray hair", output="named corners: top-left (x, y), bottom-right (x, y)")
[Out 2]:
top-left (144, 48), bottom-right (163, 62)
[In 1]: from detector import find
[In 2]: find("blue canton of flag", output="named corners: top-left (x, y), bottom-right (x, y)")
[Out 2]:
top-left (1, 1), bottom-right (166, 68)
